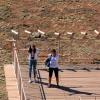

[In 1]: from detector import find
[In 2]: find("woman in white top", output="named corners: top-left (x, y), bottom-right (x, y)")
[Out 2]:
top-left (48, 49), bottom-right (59, 87)
top-left (28, 44), bottom-right (39, 83)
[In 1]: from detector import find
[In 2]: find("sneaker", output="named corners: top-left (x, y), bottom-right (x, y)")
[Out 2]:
top-left (28, 79), bottom-right (32, 83)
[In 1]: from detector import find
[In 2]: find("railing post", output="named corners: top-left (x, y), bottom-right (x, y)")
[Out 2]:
top-left (21, 88), bottom-right (24, 100)
top-left (95, 96), bottom-right (96, 100)
top-left (18, 70), bottom-right (21, 98)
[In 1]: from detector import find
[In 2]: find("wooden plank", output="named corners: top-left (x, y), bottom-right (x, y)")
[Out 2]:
top-left (39, 69), bottom-right (100, 100)
top-left (4, 64), bottom-right (20, 100)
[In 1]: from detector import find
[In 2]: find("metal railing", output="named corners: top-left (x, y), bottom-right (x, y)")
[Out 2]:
top-left (9, 40), bottom-right (100, 100)
top-left (12, 42), bottom-right (46, 100)
top-left (78, 96), bottom-right (100, 100)
top-left (37, 69), bottom-right (46, 100)
top-left (13, 42), bottom-right (26, 100)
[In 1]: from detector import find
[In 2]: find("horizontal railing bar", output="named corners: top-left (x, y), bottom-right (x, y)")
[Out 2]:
top-left (13, 44), bottom-right (27, 100)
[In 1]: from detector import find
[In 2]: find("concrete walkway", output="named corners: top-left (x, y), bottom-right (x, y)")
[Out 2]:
top-left (4, 64), bottom-right (20, 100)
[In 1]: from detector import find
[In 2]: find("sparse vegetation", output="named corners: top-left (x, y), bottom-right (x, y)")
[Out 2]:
top-left (0, 0), bottom-right (100, 99)
top-left (0, 66), bottom-right (8, 100)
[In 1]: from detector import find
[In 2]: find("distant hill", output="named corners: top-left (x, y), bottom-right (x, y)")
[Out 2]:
top-left (0, 0), bottom-right (100, 64)
top-left (0, 0), bottom-right (100, 34)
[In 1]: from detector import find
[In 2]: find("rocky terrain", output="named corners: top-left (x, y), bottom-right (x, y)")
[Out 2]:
top-left (0, 0), bottom-right (100, 33)
top-left (0, 1), bottom-right (100, 99)
top-left (0, 65), bottom-right (8, 100)
top-left (0, 0), bottom-right (100, 58)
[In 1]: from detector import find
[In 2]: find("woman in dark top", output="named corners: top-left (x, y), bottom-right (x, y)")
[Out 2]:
top-left (28, 44), bottom-right (39, 83)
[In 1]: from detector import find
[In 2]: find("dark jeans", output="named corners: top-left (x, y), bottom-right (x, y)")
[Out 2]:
top-left (29, 59), bottom-right (37, 79)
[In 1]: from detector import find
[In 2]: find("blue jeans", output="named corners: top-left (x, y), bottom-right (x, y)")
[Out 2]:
top-left (29, 59), bottom-right (37, 79)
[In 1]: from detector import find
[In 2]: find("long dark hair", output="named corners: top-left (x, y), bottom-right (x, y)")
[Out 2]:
top-left (28, 45), bottom-right (36, 54)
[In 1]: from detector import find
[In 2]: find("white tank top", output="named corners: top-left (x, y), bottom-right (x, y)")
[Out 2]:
top-left (48, 54), bottom-right (59, 68)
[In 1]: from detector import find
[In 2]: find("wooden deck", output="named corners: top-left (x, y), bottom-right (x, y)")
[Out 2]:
top-left (39, 68), bottom-right (100, 100)
top-left (4, 64), bottom-right (20, 100)
top-left (18, 64), bottom-right (100, 100)
top-left (20, 65), bottom-right (42, 100)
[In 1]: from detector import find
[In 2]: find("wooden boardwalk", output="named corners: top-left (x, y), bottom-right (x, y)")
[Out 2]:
top-left (39, 68), bottom-right (100, 100)
top-left (4, 64), bottom-right (20, 100)
top-left (20, 65), bottom-right (42, 100)
top-left (17, 64), bottom-right (100, 100)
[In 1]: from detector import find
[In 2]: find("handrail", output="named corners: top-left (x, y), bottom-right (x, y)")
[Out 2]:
top-left (78, 96), bottom-right (100, 100)
top-left (12, 41), bottom-right (100, 100)
top-left (13, 42), bottom-right (26, 100)
top-left (37, 69), bottom-right (46, 100)
top-left (18, 49), bottom-right (95, 64)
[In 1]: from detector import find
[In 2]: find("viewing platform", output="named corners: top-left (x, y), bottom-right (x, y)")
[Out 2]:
top-left (4, 41), bottom-right (100, 100)
top-left (5, 63), bottom-right (100, 100)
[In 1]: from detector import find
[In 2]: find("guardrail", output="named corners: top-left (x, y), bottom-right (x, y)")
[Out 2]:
top-left (13, 42), bottom-right (26, 100)
top-left (17, 49), bottom-right (96, 65)
top-left (12, 42), bottom-right (46, 100)
top-left (11, 41), bottom-right (100, 100)
top-left (78, 96), bottom-right (100, 100)
top-left (37, 69), bottom-right (46, 100)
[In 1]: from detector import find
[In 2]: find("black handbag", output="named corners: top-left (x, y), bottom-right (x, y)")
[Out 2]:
top-left (45, 56), bottom-right (52, 67)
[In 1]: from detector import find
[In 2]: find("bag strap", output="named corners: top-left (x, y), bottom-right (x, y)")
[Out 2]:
top-left (49, 54), bottom-right (52, 59)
